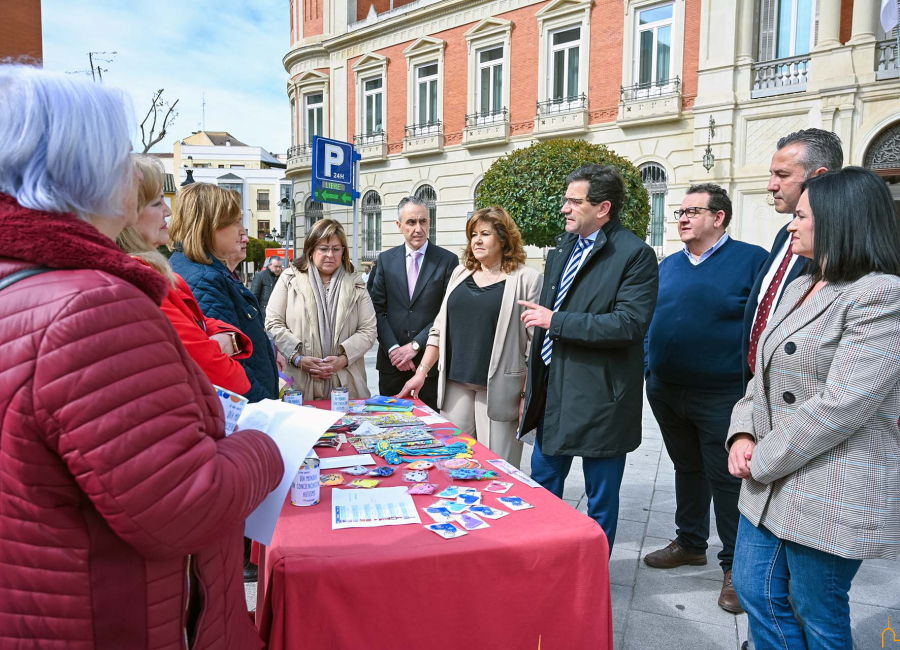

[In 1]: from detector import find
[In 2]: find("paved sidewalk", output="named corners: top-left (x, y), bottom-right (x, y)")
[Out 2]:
top-left (517, 398), bottom-right (900, 650)
top-left (249, 347), bottom-right (900, 649)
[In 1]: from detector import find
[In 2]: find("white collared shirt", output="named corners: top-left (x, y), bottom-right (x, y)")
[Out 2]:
top-left (753, 235), bottom-right (800, 322)
top-left (682, 233), bottom-right (730, 266)
top-left (405, 240), bottom-right (429, 273)
top-left (388, 240), bottom-right (430, 353)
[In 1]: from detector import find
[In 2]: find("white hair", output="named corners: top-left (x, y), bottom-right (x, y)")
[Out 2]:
top-left (0, 64), bottom-right (134, 219)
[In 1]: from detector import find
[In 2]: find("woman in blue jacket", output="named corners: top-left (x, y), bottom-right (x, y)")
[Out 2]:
top-left (169, 183), bottom-right (280, 405)
top-left (169, 182), bottom-right (282, 582)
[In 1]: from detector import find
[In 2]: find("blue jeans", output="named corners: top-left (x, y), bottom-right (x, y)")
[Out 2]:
top-left (733, 515), bottom-right (862, 650)
top-left (530, 432), bottom-right (626, 554)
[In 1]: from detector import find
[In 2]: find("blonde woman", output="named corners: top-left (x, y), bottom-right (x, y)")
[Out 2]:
top-left (116, 156), bottom-right (252, 395)
top-left (169, 183), bottom-right (280, 404)
top-left (398, 207), bottom-right (542, 467)
top-left (266, 218), bottom-right (377, 400)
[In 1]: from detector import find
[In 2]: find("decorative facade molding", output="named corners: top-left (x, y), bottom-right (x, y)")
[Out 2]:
top-left (864, 121), bottom-right (900, 169)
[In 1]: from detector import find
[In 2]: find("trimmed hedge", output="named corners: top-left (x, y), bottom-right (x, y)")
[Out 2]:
top-left (246, 238), bottom-right (281, 268)
top-left (475, 139), bottom-right (650, 248)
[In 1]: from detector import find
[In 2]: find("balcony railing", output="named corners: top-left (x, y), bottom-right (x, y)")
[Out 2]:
top-left (287, 144), bottom-right (312, 159)
top-left (348, 0), bottom-right (443, 31)
top-left (463, 108), bottom-right (510, 148)
top-left (751, 55), bottom-right (810, 98)
top-left (354, 130), bottom-right (386, 146)
top-left (877, 39), bottom-right (899, 80)
top-left (465, 108), bottom-right (508, 127)
top-left (536, 93), bottom-right (588, 116)
top-left (405, 121), bottom-right (442, 138)
top-left (621, 77), bottom-right (680, 102)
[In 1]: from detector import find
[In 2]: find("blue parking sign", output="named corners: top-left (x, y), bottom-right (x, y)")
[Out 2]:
top-left (311, 136), bottom-right (356, 206)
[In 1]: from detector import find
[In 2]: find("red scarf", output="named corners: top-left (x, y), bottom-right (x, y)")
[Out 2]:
top-left (0, 193), bottom-right (169, 305)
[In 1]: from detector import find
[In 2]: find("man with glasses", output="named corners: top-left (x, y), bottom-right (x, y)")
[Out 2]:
top-left (642, 184), bottom-right (767, 613)
top-left (519, 165), bottom-right (658, 553)
top-left (370, 195), bottom-right (458, 410)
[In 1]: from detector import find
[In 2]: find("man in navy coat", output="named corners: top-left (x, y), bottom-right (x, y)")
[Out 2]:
top-left (742, 129), bottom-right (843, 385)
top-left (519, 165), bottom-right (658, 553)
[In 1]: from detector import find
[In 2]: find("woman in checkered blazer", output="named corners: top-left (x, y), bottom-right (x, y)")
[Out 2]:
top-left (726, 167), bottom-right (900, 650)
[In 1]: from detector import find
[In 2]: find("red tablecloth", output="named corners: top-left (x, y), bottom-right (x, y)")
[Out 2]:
top-left (255, 400), bottom-right (612, 650)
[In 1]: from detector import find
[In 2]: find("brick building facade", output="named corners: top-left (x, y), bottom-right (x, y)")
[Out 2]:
top-left (283, 0), bottom-right (900, 262)
top-left (1, 0), bottom-right (42, 64)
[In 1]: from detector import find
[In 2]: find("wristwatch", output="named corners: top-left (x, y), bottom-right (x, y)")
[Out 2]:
top-left (411, 340), bottom-right (420, 352)
top-left (226, 331), bottom-right (242, 356)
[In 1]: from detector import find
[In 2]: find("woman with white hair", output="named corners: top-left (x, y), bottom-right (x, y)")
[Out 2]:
top-left (0, 64), bottom-right (283, 649)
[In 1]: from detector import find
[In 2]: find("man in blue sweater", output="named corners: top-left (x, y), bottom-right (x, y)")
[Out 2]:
top-left (643, 183), bottom-right (767, 614)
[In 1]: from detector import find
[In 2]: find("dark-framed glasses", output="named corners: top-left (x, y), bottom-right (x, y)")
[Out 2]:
top-left (673, 207), bottom-right (716, 219)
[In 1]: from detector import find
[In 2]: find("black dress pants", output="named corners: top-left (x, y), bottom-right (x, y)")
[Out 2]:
top-left (379, 370), bottom-right (439, 412)
top-left (646, 376), bottom-right (744, 572)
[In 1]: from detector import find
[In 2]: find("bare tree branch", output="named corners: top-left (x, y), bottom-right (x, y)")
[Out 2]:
top-left (140, 89), bottom-right (179, 153)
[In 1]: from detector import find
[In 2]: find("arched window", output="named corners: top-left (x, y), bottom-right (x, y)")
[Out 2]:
top-left (415, 184), bottom-right (438, 244)
top-left (304, 196), bottom-right (323, 237)
top-left (864, 121), bottom-right (900, 213)
top-left (473, 179), bottom-right (483, 210)
top-left (640, 162), bottom-right (668, 257)
top-left (362, 190), bottom-right (382, 260)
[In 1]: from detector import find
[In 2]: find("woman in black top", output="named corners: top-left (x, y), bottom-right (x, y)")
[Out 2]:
top-left (398, 207), bottom-right (542, 466)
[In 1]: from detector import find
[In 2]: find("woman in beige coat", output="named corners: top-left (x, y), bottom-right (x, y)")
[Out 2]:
top-left (399, 207), bottom-right (542, 467)
top-left (266, 218), bottom-right (376, 400)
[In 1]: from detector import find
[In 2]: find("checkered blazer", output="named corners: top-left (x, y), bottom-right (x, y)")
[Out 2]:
top-left (728, 272), bottom-right (900, 560)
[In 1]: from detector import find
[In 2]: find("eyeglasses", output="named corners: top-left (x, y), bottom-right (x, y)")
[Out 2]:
top-left (315, 246), bottom-right (344, 255)
top-left (673, 207), bottom-right (716, 219)
top-left (561, 197), bottom-right (588, 208)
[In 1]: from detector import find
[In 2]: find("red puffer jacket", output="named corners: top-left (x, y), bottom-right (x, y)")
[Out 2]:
top-left (133, 257), bottom-right (254, 396)
top-left (0, 194), bottom-right (283, 650)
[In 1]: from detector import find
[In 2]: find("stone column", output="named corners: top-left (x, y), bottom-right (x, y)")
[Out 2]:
top-left (850, 0), bottom-right (880, 43)
top-left (814, 0), bottom-right (842, 50)
top-left (736, 0), bottom-right (756, 63)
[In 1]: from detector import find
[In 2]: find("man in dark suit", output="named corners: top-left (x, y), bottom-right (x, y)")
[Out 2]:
top-left (742, 129), bottom-right (843, 384)
top-left (519, 165), bottom-right (659, 553)
top-left (369, 195), bottom-right (458, 410)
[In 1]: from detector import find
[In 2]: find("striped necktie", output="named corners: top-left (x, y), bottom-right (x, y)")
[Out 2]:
top-left (540, 237), bottom-right (591, 366)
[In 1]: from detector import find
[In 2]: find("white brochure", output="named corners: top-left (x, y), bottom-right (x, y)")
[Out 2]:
top-left (234, 399), bottom-right (343, 545)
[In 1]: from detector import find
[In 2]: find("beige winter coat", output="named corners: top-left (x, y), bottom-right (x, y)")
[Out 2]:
top-left (266, 266), bottom-right (377, 400)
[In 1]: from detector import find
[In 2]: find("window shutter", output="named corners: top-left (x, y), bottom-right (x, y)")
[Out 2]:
top-left (814, 0), bottom-right (819, 47)
top-left (758, 0), bottom-right (778, 61)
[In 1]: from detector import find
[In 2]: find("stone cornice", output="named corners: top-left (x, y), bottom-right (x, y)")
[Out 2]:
top-left (282, 0), bottom-right (545, 75)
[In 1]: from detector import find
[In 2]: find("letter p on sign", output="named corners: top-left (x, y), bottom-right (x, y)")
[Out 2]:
top-left (324, 144), bottom-right (344, 177)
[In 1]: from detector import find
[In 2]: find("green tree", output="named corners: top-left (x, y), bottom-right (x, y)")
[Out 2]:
top-left (246, 237), bottom-right (282, 269)
top-left (476, 139), bottom-right (650, 248)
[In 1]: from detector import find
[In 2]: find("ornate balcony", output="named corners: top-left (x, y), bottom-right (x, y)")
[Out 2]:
top-left (463, 109), bottom-right (510, 148)
top-left (618, 77), bottom-right (682, 126)
top-left (353, 131), bottom-right (388, 162)
top-left (751, 55), bottom-right (810, 99)
top-left (533, 93), bottom-right (588, 138)
top-left (403, 121), bottom-right (443, 157)
top-left (286, 144), bottom-right (312, 174)
top-left (876, 39), bottom-right (899, 80)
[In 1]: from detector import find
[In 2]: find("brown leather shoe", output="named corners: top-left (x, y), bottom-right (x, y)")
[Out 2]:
top-left (718, 569), bottom-right (743, 613)
top-left (643, 540), bottom-right (707, 568)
